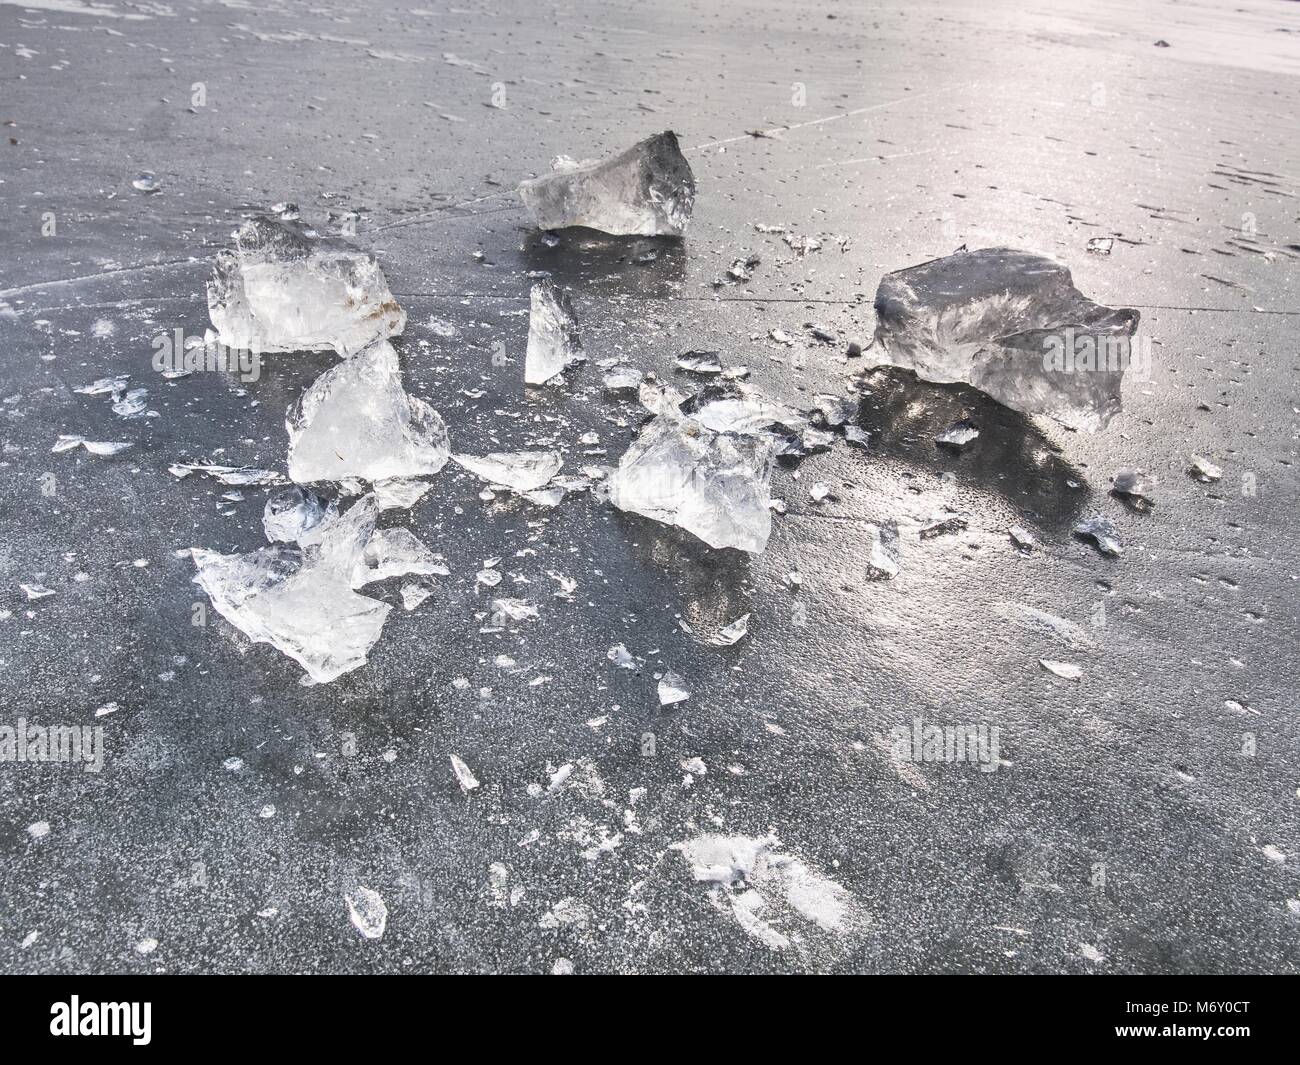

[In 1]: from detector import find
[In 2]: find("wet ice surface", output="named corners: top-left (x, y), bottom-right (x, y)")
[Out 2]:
top-left (2, 0), bottom-right (1299, 977)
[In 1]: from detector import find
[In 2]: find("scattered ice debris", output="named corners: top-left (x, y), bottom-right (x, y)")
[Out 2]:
top-left (602, 363), bottom-right (643, 393)
top-left (131, 172), bottom-right (161, 194)
top-left (708, 613), bottom-right (751, 647)
top-left (1188, 454), bottom-right (1222, 482)
top-left (1111, 468), bottom-right (1156, 505)
top-left (74, 375), bottom-right (131, 396)
top-left (286, 339), bottom-right (450, 485)
top-left (1085, 237), bottom-right (1114, 255)
top-left (262, 486), bottom-right (329, 544)
top-left (207, 214), bottom-right (405, 356)
top-left (400, 582), bottom-right (432, 611)
top-left (681, 756), bottom-right (707, 775)
top-left (52, 435), bottom-right (133, 456)
top-left (20, 583), bottom-right (56, 600)
top-left (450, 753), bottom-right (481, 792)
top-left (454, 450), bottom-right (562, 493)
top-left (344, 887), bottom-right (388, 940)
top-left (1073, 514), bottom-right (1123, 557)
top-left (716, 254), bottom-right (760, 286)
top-left (676, 350), bottom-right (723, 375)
top-left (607, 384), bottom-right (779, 553)
top-left (110, 387), bottom-right (150, 418)
top-left (673, 832), bottom-right (865, 949)
top-left (525, 280), bottom-right (584, 385)
top-left (869, 248), bottom-right (1141, 431)
top-left (607, 643), bottom-right (637, 669)
top-left (934, 419), bottom-right (980, 450)
top-left (170, 463), bottom-right (286, 487)
top-left (1039, 659), bottom-right (1083, 681)
top-left (191, 495), bottom-right (393, 683)
top-left (518, 131), bottom-right (696, 237)
top-left (864, 521), bottom-right (901, 580)
top-left (351, 527), bottom-right (444, 587)
top-left (658, 671), bottom-right (691, 706)
top-left (1008, 525), bottom-right (1039, 553)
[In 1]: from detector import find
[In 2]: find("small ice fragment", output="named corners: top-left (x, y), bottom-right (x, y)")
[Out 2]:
top-left (491, 597), bottom-right (538, 622)
top-left (111, 387), bottom-right (149, 418)
top-left (263, 486), bottom-right (328, 544)
top-left (870, 248), bottom-right (1140, 431)
top-left (287, 340), bottom-right (450, 485)
top-left (351, 527), bottom-right (444, 587)
top-left (708, 614), bottom-right (750, 647)
top-left (608, 643), bottom-right (637, 668)
top-left (1188, 454), bottom-right (1222, 482)
top-left (52, 435), bottom-right (133, 456)
top-left (170, 463), bottom-right (285, 486)
top-left (20, 583), bottom-right (56, 600)
top-left (132, 172), bottom-right (161, 194)
top-left (207, 214), bottom-right (405, 356)
top-left (476, 568), bottom-right (502, 588)
top-left (844, 425), bottom-right (871, 448)
top-left (135, 937), bottom-right (159, 955)
top-left (1086, 237), bottom-right (1114, 255)
top-left (222, 756), bottom-right (244, 772)
top-left (658, 671), bottom-right (691, 706)
top-left (525, 280), bottom-right (584, 385)
top-left (450, 753), bottom-right (481, 792)
top-left (1039, 659), bottom-right (1083, 680)
top-left (1008, 525), bottom-right (1038, 553)
top-left (935, 419), bottom-right (980, 450)
top-left (676, 350), bottom-right (723, 375)
top-left (454, 450), bottom-right (562, 493)
top-left (344, 887), bottom-right (388, 939)
top-left (603, 364), bottom-right (643, 392)
top-left (373, 477), bottom-right (432, 511)
top-left (27, 821), bottom-right (50, 839)
top-left (809, 481), bottom-right (832, 503)
top-left (864, 521), bottom-right (901, 580)
top-left (400, 582), bottom-right (432, 611)
top-left (812, 393), bottom-right (856, 427)
top-left (1111, 468), bottom-right (1156, 503)
top-left (518, 131), bottom-right (696, 237)
top-left (1074, 514), bottom-right (1123, 557)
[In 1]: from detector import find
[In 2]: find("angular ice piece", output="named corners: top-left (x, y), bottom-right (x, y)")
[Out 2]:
top-left (1073, 514), bottom-right (1123, 557)
top-left (449, 753), bottom-right (480, 792)
top-left (491, 597), bottom-right (539, 622)
top-left (676, 350), bottom-right (723, 375)
top-left (658, 671), bottom-right (691, 706)
top-left (811, 393), bottom-right (857, 427)
top-left (864, 521), bottom-right (901, 580)
top-left (707, 614), bottom-right (750, 647)
top-left (400, 582), bottom-right (432, 611)
top-left (525, 280), bottom-right (584, 385)
top-left (608, 398), bottom-right (779, 553)
top-left (207, 214), bottom-right (405, 357)
top-left (287, 339), bottom-right (450, 485)
top-left (52, 435), bottom-right (133, 456)
top-left (1188, 455), bottom-right (1222, 482)
top-left (351, 527), bottom-right (445, 587)
top-left (935, 419), bottom-right (979, 449)
top-left (453, 450), bottom-right (562, 492)
top-left (607, 643), bottom-right (637, 669)
top-left (111, 387), bottom-right (149, 418)
top-left (373, 476), bottom-right (431, 510)
top-left (74, 375), bottom-right (130, 396)
top-left (344, 887), bottom-right (388, 940)
top-left (262, 486), bottom-right (329, 544)
top-left (1008, 525), bottom-right (1039, 553)
top-left (1111, 468), bottom-right (1156, 504)
top-left (21, 583), bottom-right (56, 600)
top-left (871, 248), bottom-right (1141, 431)
top-left (170, 463), bottom-right (286, 486)
top-left (1039, 659), bottom-right (1083, 680)
top-left (518, 131), bottom-right (696, 237)
top-left (191, 495), bottom-right (392, 683)
top-left (602, 363), bottom-right (643, 393)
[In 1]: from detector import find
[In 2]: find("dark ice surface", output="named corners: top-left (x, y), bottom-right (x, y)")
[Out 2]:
top-left (1, 0), bottom-right (1298, 974)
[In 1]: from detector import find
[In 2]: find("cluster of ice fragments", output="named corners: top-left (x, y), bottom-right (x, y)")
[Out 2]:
top-left (175, 133), bottom-right (1144, 683)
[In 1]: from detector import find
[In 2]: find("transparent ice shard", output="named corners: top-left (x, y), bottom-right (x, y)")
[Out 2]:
top-left (351, 527), bottom-right (445, 587)
top-left (191, 495), bottom-right (392, 683)
top-left (262, 486), bottom-right (329, 544)
top-left (52, 435), bottom-right (133, 456)
top-left (518, 131), bottom-right (696, 237)
top-left (287, 339), bottom-right (450, 486)
top-left (449, 753), bottom-right (480, 792)
top-left (608, 387), bottom-right (779, 553)
top-left (400, 582), bottom-right (432, 611)
top-left (169, 463), bottom-right (286, 486)
top-left (1039, 659), bottom-right (1083, 680)
top-left (864, 521), bottom-right (901, 579)
top-left (344, 887), bottom-right (388, 940)
top-left (658, 671), bottom-right (691, 706)
top-left (707, 613), bottom-right (750, 646)
top-left (607, 643), bottom-right (637, 669)
top-left (1111, 468), bottom-right (1156, 505)
top-left (1188, 455), bottom-right (1222, 482)
top-left (372, 476), bottom-right (431, 510)
top-left (1008, 525), bottom-right (1039, 553)
top-left (453, 450), bottom-right (562, 492)
top-left (676, 350), bottom-right (723, 375)
top-left (602, 363), bottom-right (643, 393)
top-left (207, 214), bottom-right (405, 356)
top-left (870, 248), bottom-right (1141, 431)
top-left (1074, 514), bottom-right (1123, 557)
top-left (935, 419), bottom-right (980, 449)
top-left (525, 280), bottom-right (584, 385)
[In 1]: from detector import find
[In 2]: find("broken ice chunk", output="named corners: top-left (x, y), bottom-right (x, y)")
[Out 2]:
top-left (870, 248), bottom-right (1141, 432)
top-left (602, 363), bottom-right (643, 393)
top-left (1111, 468), bottom-right (1156, 505)
top-left (287, 339), bottom-right (450, 485)
top-left (607, 643), bottom-right (637, 669)
top-left (207, 214), bottom-right (405, 356)
top-left (658, 671), bottom-right (691, 706)
top-left (351, 527), bottom-right (445, 587)
top-left (811, 393), bottom-right (857, 427)
top-left (52, 435), bottom-right (133, 456)
top-left (518, 131), bottom-right (696, 237)
top-left (344, 887), bottom-right (388, 939)
top-left (864, 521), bottom-right (901, 579)
top-left (1188, 454), bottom-right (1222, 482)
top-left (263, 486), bottom-right (329, 544)
top-left (1073, 514), bottom-right (1123, 557)
top-left (453, 450), bottom-right (562, 493)
top-left (676, 350), bottom-right (723, 375)
top-left (707, 614), bottom-right (751, 647)
top-left (1008, 525), bottom-right (1039, 553)
top-left (1086, 237), bottom-right (1114, 255)
top-left (525, 280), bottom-right (584, 385)
top-left (608, 394), bottom-right (779, 553)
top-left (449, 753), bottom-right (480, 792)
top-left (935, 419), bottom-right (980, 450)
top-left (400, 582), bottom-right (432, 611)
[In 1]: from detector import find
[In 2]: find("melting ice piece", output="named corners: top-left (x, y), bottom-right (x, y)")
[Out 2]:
top-left (935, 419), bottom-right (980, 450)
top-left (1188, 455), bottom-right (1222, 482)
top-left (372, 477), bottom-right (431, 511)
top-left (262, 486), bottom-right (329, 544)
top-left (449, 754), bottom-right (480, 792)
top-left (658, 671), bottom-right (691, 706)
top-left (602, 363), bottom-right (643, 393)
top-left (525, 280), bottom-right (584, 385)
top-left (864, 521), bottom-right (901, 579)
top-left (871, 248), bottom-right (1141, 432)
top-left (707, 613), bottom-right (750, 647)
top-left (676, 350), bottom-right (723, 375)
top-left (608, 391), bottom-right (779, 553)
top-left (517, 131), bottom-right (696, 237)
top-left (52, 435), bottom-right (133, 456)
top-left (344, 887), bottom-right (388, 940)
top-left (351, 527), bottom-right (446, 587)
top-left (453, 450), bottom-right (562, 493)
top-left (1111, 468), bottom-right (1156, 504)
top-left (1008, 525), bottom-right (1038, 553)
top-left (191, 495), bottom-right (392, 683)
top-left (207, 214), bottom-right (405, 356)
top-left (1039, 659), bottom-right (1083, 680)
top-left (607, 643), bottom-right (637, 669)
top-left (287, 339), bottom-right (450, 485)
top-left (170, 463), bottom-right (286, 486)
top-left (1073, 514), bottom-right (1123, 557)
